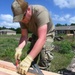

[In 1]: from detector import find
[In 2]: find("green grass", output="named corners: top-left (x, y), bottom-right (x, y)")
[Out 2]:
top-left (0, 35), bottom-right (19, 62)
top-left (50, 52), bottom-right (74, 72)
top-left (0, 34), bottom-right (31, 63)
top-left (0, 34), bottom-right (75, 73)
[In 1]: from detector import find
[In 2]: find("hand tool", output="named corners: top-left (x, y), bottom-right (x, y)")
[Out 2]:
top-left (32, 62), bottom-right (44, 75)
top-left (15, 59), bottom-right (20, 67)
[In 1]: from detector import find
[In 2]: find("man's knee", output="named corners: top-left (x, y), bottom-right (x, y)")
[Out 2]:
top-left (38, 48), bottom-right (54, 70)
top-left (40, 49), bottom-right (54, 62)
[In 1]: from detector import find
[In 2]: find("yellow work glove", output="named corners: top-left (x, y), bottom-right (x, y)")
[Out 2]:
top-left (15, 47), bottom-right (22, 61)
top-left (17, 55), bottom-right (33, 75)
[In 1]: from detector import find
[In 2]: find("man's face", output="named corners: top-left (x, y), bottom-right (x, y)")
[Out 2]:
top-left (21, 8), bottom-right (31, 24)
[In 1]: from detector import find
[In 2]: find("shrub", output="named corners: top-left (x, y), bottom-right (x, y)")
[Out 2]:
top-left (71, 41), bottom-right (75, 48)
top-left (59, 40), bottom-right (72, 54)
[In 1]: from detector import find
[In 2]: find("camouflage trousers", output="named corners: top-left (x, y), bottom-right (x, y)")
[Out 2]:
top-left (27, 32), bottom-right (55, 70)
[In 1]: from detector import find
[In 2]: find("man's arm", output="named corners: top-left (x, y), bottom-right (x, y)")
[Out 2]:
top-left (29, 24), bottom-right (47, 60)
top-left (17, 24), bottom-right (47, 74)
top-left (18, 28), bottom-right (28, 49)
top-left (15, 28), bottom-right (28, 61)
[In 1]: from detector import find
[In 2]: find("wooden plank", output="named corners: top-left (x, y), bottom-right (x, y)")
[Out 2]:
top-left (0, 67), bottom-right (20, 75)
top-left (0, 67), bottom-right (36, 75)
top-left (0, 60), bottom-right (61, 75)
top-left (0, 60), bottom-right (16, 71)
top-left (0, 71), bottom-right (10, 75)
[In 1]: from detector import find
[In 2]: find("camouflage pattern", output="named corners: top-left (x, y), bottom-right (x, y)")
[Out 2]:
top-left (27, 29), bottom-right (55, 70)
top-left (40, 25), bottom-right (55, 68)
top-left (39, 33), bottom-right (55, 70)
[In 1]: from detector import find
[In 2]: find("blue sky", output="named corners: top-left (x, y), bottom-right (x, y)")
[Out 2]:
top-left (0, 0), bottom-right (75, 28)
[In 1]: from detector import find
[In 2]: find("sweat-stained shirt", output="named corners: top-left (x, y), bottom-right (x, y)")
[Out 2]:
top-left (20, 5), bottom-right (54, 36)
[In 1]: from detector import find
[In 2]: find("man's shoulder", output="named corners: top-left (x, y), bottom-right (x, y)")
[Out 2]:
top-left (31, 5), bottom-right (47, 10)
top-left (31, 5), bottom-right (48, 15)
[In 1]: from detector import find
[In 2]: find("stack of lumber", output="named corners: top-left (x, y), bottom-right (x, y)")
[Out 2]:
top-left (0, 60), bottom-right (61, 75)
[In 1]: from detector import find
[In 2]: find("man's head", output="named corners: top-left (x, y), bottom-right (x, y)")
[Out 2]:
top-left (11, 0), bottom-right (28, 22)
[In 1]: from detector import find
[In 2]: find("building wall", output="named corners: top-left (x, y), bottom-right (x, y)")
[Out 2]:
top-left (56, 30), bottom-right (74, 36)
top-left (7, 32), bottom-right (16, 35)
top-left (0, 30), bottom-right (16, 35)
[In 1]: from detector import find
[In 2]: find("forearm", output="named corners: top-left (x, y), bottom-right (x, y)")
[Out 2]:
top-left (18, 35), bottom-right (28, 49)
top-left (15, 34), bottom-right (28, 61)
top-left (29, 37), bottom-right (46, 60)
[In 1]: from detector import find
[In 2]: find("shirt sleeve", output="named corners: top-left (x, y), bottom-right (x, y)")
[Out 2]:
top-left (36, 11), bottom-right (50, 27)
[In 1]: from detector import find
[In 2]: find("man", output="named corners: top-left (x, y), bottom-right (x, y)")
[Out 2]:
top-left (11, 0), bottom-right (55, 75)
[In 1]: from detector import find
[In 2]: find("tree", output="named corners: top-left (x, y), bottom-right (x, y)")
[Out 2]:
top-left (16, 27), bottom-right (21, 34)
top-left (9, 28), bottom-right (16, 31)
top-left (55, 23), bottom-right (62, 27)
top-left (2, 26), bottom-right (7, 29)
top-left (71, 23), bottom-right (75, 26)
top-left (64, 23), bottom-right (68, 26)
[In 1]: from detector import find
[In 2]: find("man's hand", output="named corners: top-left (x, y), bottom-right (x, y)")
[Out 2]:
top-left (15, 47), bottom-right (22, 61)
top-left (17, 55), bottom-right (33, 75)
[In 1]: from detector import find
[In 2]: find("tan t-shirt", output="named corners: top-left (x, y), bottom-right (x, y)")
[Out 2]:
top-left (20, 5), bottom-right (54, 35)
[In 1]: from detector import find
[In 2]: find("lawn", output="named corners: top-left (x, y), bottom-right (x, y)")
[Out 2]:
top-left (0, 34), bottom-right (75, 73)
